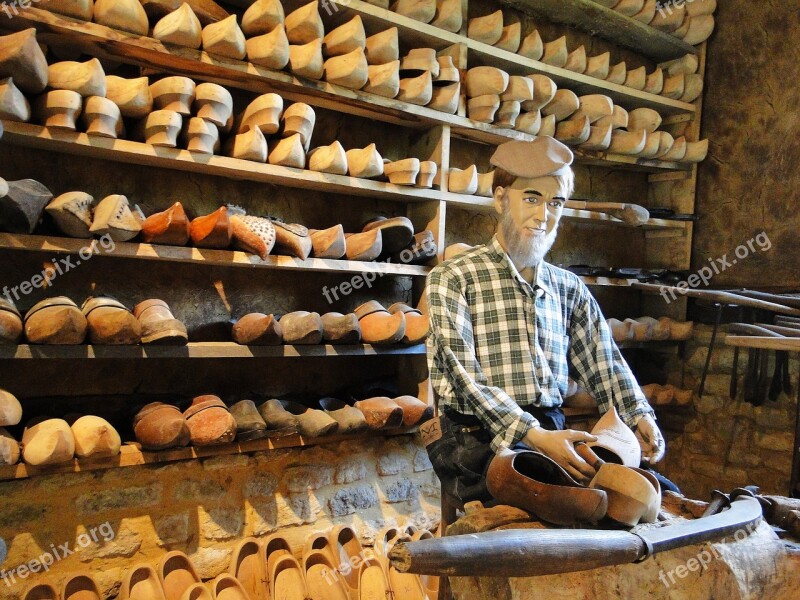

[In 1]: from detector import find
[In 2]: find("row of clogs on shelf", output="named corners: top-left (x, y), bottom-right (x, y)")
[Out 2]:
top-left (603, 0), bottom-right (716, 45)
top-left (463, 66), bottom-right (708, 162)
top-left (0, 386), bottom-right (432, 465)
top-left (607, 316), bottom-right (695, 342)
top-left (19, 523), bottom-right (438, 600)
top-left (640, 383), bottom-right (694, 407)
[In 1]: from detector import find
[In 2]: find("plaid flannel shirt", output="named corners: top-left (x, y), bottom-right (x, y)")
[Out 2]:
top-left (426, 236), bottom-right (654, 452)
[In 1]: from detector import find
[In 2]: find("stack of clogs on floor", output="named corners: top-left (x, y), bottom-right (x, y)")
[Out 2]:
top-left (607, 316), bottom-right (695, 343)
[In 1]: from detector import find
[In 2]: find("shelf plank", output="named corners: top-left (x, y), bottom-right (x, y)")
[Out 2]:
top-left (0, 233), bottom-right (431, 277)
top-left (0, 120), bottom-right (460, 203)
top-left (497, 0), bottom-right (698, 62)
top-left (0, 343), bottom-right (427, 360)
top-left (0, 428), bottom-right (419, 481)
top-left (725, 336), bottom-right (800, 352)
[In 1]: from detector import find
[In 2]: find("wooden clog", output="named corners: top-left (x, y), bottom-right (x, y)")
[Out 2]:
top-left (194, 82), bottom-right (233, 127)
top-left (644, 68), bottom-right (664, 94)
top-left (465, 66), bottom-right (508, 97)
top-left (344, 229), bottom-right (382, 261)
top-left (627, 107), bottom-right (662, 132)
top-left (189, 206), bottom-right (232, 248)
top-left (388, 302), bottom-right (428, 344)
top-left (392, 395), bottom-right (432, 426)
top-left (226, 127), bottom-right (268, 162)
top-left (632, 0), bottom-right (657, 23)
top-left (89, 194), bottom-right (143, 241)
top-left (83, 95), bottom-right (123, 138)
top-left (153, 3), bottom-right (203, 48)
top-left (585, 52), bottom-right (610, 79)
top-left (230, 214), bottom-right (275, 258)
top-left (141, 202), bottom-right (191, 245)
top-left (365, 60), bottom-right (400, 98)
top-left (538, 113), bottom-right (556, 137)
top-left (323, 47), bottom-right (368, 89)
top-left (281, 102), bottom-right (315, 146)
top-left (652, 131), bottom-right (675, 158)
top-left (681, 73), bottom-right (704, 102)
top-left (184, 116), bottom-right (220, 154)
top-left (515, 110), bottom-right (541, 135)
top-left (46, 191), bottom-right (94, 238)
top-left (606, 61), bottom-right (627, 85)
top-left (660, 53), bottom-right (699, 76)
top-left (159, 551), bottom-right (202, 600)
top-left (0, 297), bottom-right (22, 345)
top-left (575, 94), bottom-right (613, 123)
top-left (355, 300), bottom-right (405, 344)
top-left (495, 100), bottom-right (520, 128)
top-left (564, 45), bottom-right (587, 73)
top-left (596, 104), bottom-right (628, 129)
top-left (34, 90), bottom-right (82, 130)
top-left (48, 58), bottom-right (106, 96)
top-left (0, 177), bottom-right (53, 234)
top-left (468, 10), bottom-right (503, 45)
top-left (661, 135), bottom-right (687, 161)
top-left (363, 215), bottom-right (413, 254)
top-left (0, 427), bottom-right (19, 465)
top-left (447, 165), bottom-right (478, 194)
top-left (392, 0), bottom-right (436, 23)
top-left (38, 0), bottom-right (93, 20)
top-left (71, 415), bottom-right (121, 458)
top-left (500, 75), bottom-right (533, 102)
top-left (416, 160), bottom-right (438, 188)
top-left (270, 553), bottom-right (311, 599)
top-left (237, 93), bottom-right (283, 134)
top-left (285, 1), bottom-right (324, 45)
top-left (681, 139), bottom-right (708, 163)
top-left (141, 0), bottom-right (230, 26)
top-left (323, 15), bottom-right (365, 57)
top-left (120, 564), bottom-right (167, 600)
top-left (434, 55), bottom-right (459, 83)
top-left (431, 0), bottom-right (462, 33)
top-left (327, 525), bottom-right (363, 597)
top-left (246, 24), bottom-right (290, 70)
top-left (541, 36), bottom-right (568, 68)
top-left (94, 0), bottom-right (149, 35)
top-left (268, 133), bottom-right (306, 168)
top-left (310, 224), bottom-right (346, 258)
top-left (428, 81), bottom-right (459, 113)
top-left (134, 299), bottom-right (188, 345)
top-left (0, 389), bottom-right (21, 427)
top-left (0, 29), bottom-right (48, 95)
top-left (555, 114), bottom-right (590, 145)
top-left (22, 417), bottom-right (75, 465)
top-left (637, 131), bottom-right (660, 158)
top-left (613, 0), bottom-right (645, 17)
top-left (133, 402), bottom-right (190, 450)
top-left (400, 47), bottom-right (439, 76)
top-left (579, 123), bottom-right (613, 151)
top-left (467, 94), bottom-right (499, 122)
top-left (522, 74), bottom-right (556, 111)
top-left (384, 158), bottom-right (421, 185)
top-left (209, 574), bottom-right (252, 600)
top-left (608, 129), bottom-right (647, 155)
top-left (279, 311), bottom-right (323, 344)
top-left (304, 550), bottom-right (351, 600)
top-left (105, 76), bottom-right (153, 119)
top-left (151, 76), bottom-right (196, 115)
top-left (308, 140), bottom-right (348, 174)
top-left (62, 574), bottom-right (102, 600)
top-left (662, 72), bottom-right (685, 99)
top-left (542, 88), bottom-right (579, 121)
top-left (25, 297), bottom-right (87, 345)
top-left (203, 15), bottom-right (247, 59)
top-left (518, 29), bottom-right (543, 60)
top-left (365, 28), bottom-right (399, 65)
top-left (398, 70), bottom-right (432, 105)
top-left (184, 394), bottom-right (236, 446)
top-left (624, 65), bottom-right (647, 91)
top-left (229, 400), bottom-right (268, 441)
top-left (0, 78), bottom-right (31, 122)
top-left (138, 109), bottom-right (183, 147)
top-left (346, 143), bottom-right (383, 178)
top-left (232, 313), bottom-right (282, 345)
top-left (273, 220), bottom-right (312, 258)
top-left (651, 3), bottom-right (685, 32)
top-left (495, 21), bottom-right (521, 53)
top-left (288, 38), bottom-right (324, 79)
top-left (242, 0), bottom-right (285, 36)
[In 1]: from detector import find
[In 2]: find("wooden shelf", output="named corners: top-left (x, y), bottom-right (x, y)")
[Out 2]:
top-left (333, 0), bottom-right (695, 116)
top-left (0, 427), bottom-right (419, 482)
top-left (0, 343), bottom-right (427, 360)
top-left (1, 9), bottom-right (692, 171)
top-left (725, 336), bottom-right (800, 352)
top-left (0, 233), bottom-right (432, 278)
top-left (497, 0), bottom-right (698, 61)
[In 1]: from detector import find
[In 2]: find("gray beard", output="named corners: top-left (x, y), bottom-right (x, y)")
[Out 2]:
top-left (500, 212), bottom-right (558, 268)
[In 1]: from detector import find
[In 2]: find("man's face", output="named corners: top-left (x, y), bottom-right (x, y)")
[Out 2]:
top-left (494, 175), bottom-right (565, 267)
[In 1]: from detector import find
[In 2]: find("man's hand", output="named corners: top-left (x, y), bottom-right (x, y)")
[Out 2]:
top-left (635, 413), bottom-right (665, 464)
top-left (523, 426), bottom-right (598, 482)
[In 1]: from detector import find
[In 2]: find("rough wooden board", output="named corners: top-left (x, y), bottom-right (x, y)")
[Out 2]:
top-left (496, 0), bottom-right (697, 61)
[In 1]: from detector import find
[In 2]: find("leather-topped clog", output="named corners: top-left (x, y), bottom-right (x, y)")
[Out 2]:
top-left (133, 402), bottom-right (191, 451)
top-left (184, 395), bottom-right (236, 446)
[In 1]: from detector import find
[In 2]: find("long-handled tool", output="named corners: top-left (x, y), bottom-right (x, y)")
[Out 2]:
top-left (564, 200), bottom-right (650, 226)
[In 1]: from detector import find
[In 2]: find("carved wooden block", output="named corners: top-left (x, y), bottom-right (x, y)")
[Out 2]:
top-left (384, 158), bottom-right (421, 185)
top-left (468, 11), bottom-right (503, 46)
top-left (515, 110), bottom-right (541, 135)
top-left (237, 93), bottom-right (283, 134)
top-left (285, 1), bottom-right (324, 45)
top-left (94, 0), bottom-right (149, 35)
top-left (661, 135), bottom-right (687, 161)
top-left (564, 45), bottom-right (587, 74)
top-left (323, 48), bottom-right (369, 90)
top-left (575, 94), bottom-right (613, 123)
top-left (308, 141), bottom-right (348, 175)
top-left (435, 56), bottom-right (459, 83)
top-left (416, 160), bottom-right (438, 188)
top-left (364, 61), bottom-right (400, 98)
top-left (431, 0), bottom-right (462, 33)
top-left (541, 36), bottom-right (568, 68)
top-left (682, 139), bottom-right (708, 163)
top-left (194, 82), bottom-right (233, 127)
top-left (465, 66), bottom-right (508, 97)
top-left (202, 15), bottom-right (247, 60)
top-left (38, 0), bottom-right (94, 20)
top-left (184, 116), bottom-right (220, 154)
top-left (138, 109), bottom-right (183, 147)
top-left (45, 191), bottom-right (94, 238)
top-left (151, 76), bottom-right (196, 115)
top-left (522, 74), bottom-right (556, 111)
top-left (83, 95), bottom-right (123, 138)
top-left (662, 72), bottom-right (685, 99)
top-left (652, 131), bottom-right (675, 158)
top-left (400, 48), bottom-right (439, 77)
top-left (538, 113), bottom-right (556, 137)
top-left (467, 94), bottom-right (500, 123)
top-left (281, 102), bottom-right (315, 148)
top-left (579, 123), bottom-right (613, 151)
top-left (392, 0), bottom-right (436, 24)
top-left (242, 0), bottom-right (285, 37)
top-left (624, 65), bottom-right (647, 91)
top-left (153, 3), bottom-right (203, 49)
top-left (48, 58), bottom-right (106, 97)
top-left (595, 104), bottom-right (628, 129)
top-left (475, 170), bottom-right (494, 197)
top-left (447, 165), bottom-right (478, 195)
top-left (608, 129), bottom-right (647, 155)
top-left (555, 114), bottom-right (590, 145)
top-left (288, 39), bottom-right (324, 80)
top-left (542, 89), bottom-right (579, 121)
top-left (106, 76), bottom-right (153, 119)
top-left (638, 131), bottom-right (660, 158)
top-left (33, 89), bottom-right (83, 130)
top-left (681, 73), bottom-right (704, 102)
top-left (606, 61), bottom-right (627, 85)
top-left (0, 29), bottom-right (49, 95)
top-left (518, 30), bottom-right (543, 61)
top-left (225, 127), bottom-right (268, 162)
top-left (495, 22), bottom-right (521, 53)
top-left (628, 108), bottom-right (662, 133)
top-left (651, 3), bottom-right (686, 32)
top-left (323, 16), bottom-right (366, 57)
top-left (246, 24), bottom-right (290, 70)
top-left (644, 68), bottom-right (664, 95)
top-left (428, 82), bottom-right (459, 113)
top-left (495, 100), bottom-right (520, 128)
top-left (585, 52), bottom-right (610, 80)
top-left (89, 194), bottom-right (143, 241)
top-left (0, 78), bottom-right (31, 122)
top-left (398, 71), bottom-right (433, 106)
top-left (346, 144), bottom-right (384, 178)
top-left (268, 133), bottom-right (306, 168)
top-left (365, 28), bottom-right (399, 65)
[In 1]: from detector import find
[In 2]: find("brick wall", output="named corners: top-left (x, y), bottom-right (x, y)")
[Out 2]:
top-left (0, 435), bottom-right (440, 599)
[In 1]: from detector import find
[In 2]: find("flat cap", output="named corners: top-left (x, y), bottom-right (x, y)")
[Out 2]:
top-left (490, 136), bottom-right (574, 178)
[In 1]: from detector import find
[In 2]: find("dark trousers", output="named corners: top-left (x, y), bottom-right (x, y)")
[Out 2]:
top-left (427, 405), bottom-right (565, 508)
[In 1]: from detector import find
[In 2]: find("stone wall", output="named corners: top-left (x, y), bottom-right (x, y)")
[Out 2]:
top-left (0, 435), bottom-right (439, 599)
top-left (658, 325), bottom-right (795, 499)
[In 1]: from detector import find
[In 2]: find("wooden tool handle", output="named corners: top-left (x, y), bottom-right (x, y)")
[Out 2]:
top-left (632, 282), bottom-right (800, 316)
top-left (728, 323), bottom-right (784, 338)
top-left (727, 290), bottom-right (800, 310)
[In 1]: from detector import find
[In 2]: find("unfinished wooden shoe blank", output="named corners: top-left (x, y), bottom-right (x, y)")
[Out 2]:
top-left (34, 90), bottom-right (82, 130)
top-left (365, 60), bottom-right (400, 98)
top-left (398, 71), bottom-right (432, 105)
top-left (185, 116), bottom-right (220, 154)
top-left (468, 10), bottom-right (503, 45)
top-left (83, 95), bottom-right (123, 138)
top-left (71, 415), bottom-right (121, 458)
top-left (495, 100), bottom-right (520, 128)
top-left (447, 165), bottom-right (478, 194)
top-left (134, 299), bottom-right (188, 345)
top-left (89, 194), bottom-right (143, 241)
top-left (24, 298), bottom-right (87, 345)
top-left (0, 78), bottom-right (31, 122)
top-left (356, 301), bottom-right (405, 344)
top-left (22, 419), bottom-right (74, 467)
top-left (226, 127), bottom-right (268, 162)
top-left (392, 0), bottom-right (436, 23)
top-left (0, 427), bottom-right (19, 466)
top-left (428, 82), bottom-right (459, 113)
top-left (518, 30), bottom-right (543, 60)
top-left (628, 108), bottom-right (662, 132)
top-left (384, 158), bottom-right (421, 185)
top-left (515, 110), bottom-right (541, 135)
top-left (564, 45), bottom-right (587, 74)
top-left (323, 47), bottom-right (368, 89)
top-left (606, 61), bottom-right (627, 85)
top-left (0, 29), bottom-right (48, 95)
top-left (246, 25), bottom-right (290, 70)
top-left (153, 3), bottom-right (203, 48)
top-left (324, 16), bottom-right (365, 57)
top-left (0, 177), bottom-right (53, 234)
top-left (0, 389), bottom-right (21, 427)
top-left (151, 76), bottom-right (196, 115)
top-left (281, 102), bottom-right (315, 147)
top-left (366, 28), bottom-right (399, 65)
top-left (644, 68), bottom-right (664, 95)
top-left (522, 74), bottom-right (556, 111)
top-left (82, 296), bottom-right (141, 346)
top-left (38, 0), bottom-right (93, 20)
top-left (681, 139), bottom-right (708, 163)
top-left (585, 52), bottom-right (610, 80)
top-left (495, 22), bottom-right (521, 54)
top-left (138, 110), bottom-right (183, 147)
top-left (203, 15), bottom-right (247, 59)
top-left (94, 0), bottom-right (149, 35)
top-left (310, 224), bottom-right (346, 258)
top-left (289, 38), bottom-right (324, 79)
top-left (238, 93), bottom-right (283, 134)
top-left (541, 36), bottom-right (568, 68)
top-left (345, 229), bottom-right (382, 261)
top-left (285, 1), bottom-right (324, 45)
top-left (280, 311), bottom-right (323, 344)
top-left (608, 129), bottom-right (647, 155)
top-left (193, 82), bottom-right (233, 127)
top-left (579, 123), bottom-right (613, 151)
top-left (242, 0), bottom-right (285, 36)
top-left (346, 144), bottom-right (384, 178)
top-left (467, 94), bottom-right (500, 122)
top-left (556, 115), bottom-right (590, 145)
top-left (233, 313), bottom-right (282, 345)
top-left (431, 0), bottom-right (462, 33)
top-left (400, 48), bottom-right (439, 76)
top-left (0, 299), bottom-right (23, 345)
top-left (465, 66), bottom-right (508, 97)
top-left (272, 220), bottom-right (312, 259)
top-left (141, 202), bottom-right (191, 245)
top-left (268, 133), bottom-right (306, 168)
top-left (500, 76), bottom-right (533, 102)
top-left (542, 88), bottom-right (579, 121)
top-left (308, 141), bottom-right (348, 174)
top-left (106, 76), bottom-right (153, 119)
